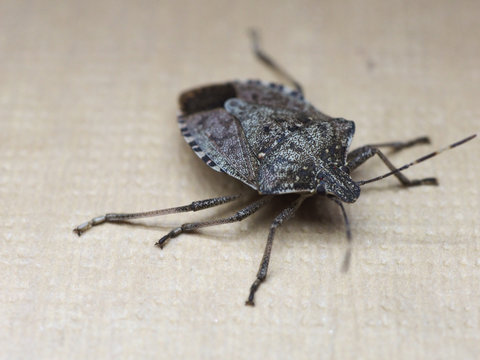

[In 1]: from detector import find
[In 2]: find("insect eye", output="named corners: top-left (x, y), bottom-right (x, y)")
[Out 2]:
top-left (340, 165), bottom-right (349, 173)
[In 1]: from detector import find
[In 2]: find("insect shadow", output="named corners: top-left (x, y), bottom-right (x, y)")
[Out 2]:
top-left (74, 30), bottom-right (476, 306)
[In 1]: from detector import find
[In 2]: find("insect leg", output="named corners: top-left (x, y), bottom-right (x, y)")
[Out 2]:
top-left (347, 146), bottom-right (437, 186)
top-left (366, 136), bottom-right (431, 151)
top-left (156, 196), bottom-right (274, 248)
top-left (249, 29), bottom-right (303, 95)
top-left (245, 195), bottom-right (310, 306)
top-left (73, 194), bottom-right (242, 236)
top-left (347, 136), bottom-right (430, 170)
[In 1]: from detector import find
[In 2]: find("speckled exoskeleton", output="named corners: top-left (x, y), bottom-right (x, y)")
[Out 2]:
top-left (74, 31), bottom-right (475, 306)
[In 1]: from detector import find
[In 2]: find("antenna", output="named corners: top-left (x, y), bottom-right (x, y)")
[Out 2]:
top-left (358, 134), bottom-right (476, 186)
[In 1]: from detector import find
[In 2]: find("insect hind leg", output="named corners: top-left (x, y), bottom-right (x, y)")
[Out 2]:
top-left (156, 196), bottom-right (273, 248)
top-left (347, 145), bottom-right (437, 186)
top-left (249, 29), bottom-right (303, 95)
top-left (73, 194), bottom-right (242, 236)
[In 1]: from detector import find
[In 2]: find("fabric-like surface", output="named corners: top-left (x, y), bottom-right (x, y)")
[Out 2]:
top-left (1, 0), bottom-right (479, 359)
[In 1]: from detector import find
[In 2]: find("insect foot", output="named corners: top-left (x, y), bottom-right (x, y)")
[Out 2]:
top-left (73, 217), bottom-right (103, 236)
top-left (74, 214), bottom-right (116, 236)
top-left (155, 227), bottom-right (184, 249)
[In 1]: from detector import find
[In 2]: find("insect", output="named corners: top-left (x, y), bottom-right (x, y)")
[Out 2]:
top-left (74, 30), bottom-right (476, 306)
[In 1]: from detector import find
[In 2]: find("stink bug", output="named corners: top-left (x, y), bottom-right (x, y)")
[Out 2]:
top-left (74, 30), bottom-right (476, 306)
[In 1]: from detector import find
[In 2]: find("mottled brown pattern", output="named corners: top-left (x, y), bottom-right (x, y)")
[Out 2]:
top-left (179, 108), bottom-right (258, 186)
top-left (233, 80), bottom-right (329, 119)
top-left (178, 81), bottom-right (358, 201)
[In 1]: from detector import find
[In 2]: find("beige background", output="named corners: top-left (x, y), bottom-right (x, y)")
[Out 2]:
top-left (1, 0), bottom-right (479, 359)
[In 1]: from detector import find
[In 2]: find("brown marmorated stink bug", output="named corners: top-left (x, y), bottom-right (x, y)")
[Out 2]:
top-left (74, 31), bottom-right (476, 306)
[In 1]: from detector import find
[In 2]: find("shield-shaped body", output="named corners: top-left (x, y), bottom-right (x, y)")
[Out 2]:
top-left (178, 80), bottom-right (360, 203)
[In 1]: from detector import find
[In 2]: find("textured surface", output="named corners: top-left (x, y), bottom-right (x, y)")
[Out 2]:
top-left (1, 0), bottom-right (479, 359)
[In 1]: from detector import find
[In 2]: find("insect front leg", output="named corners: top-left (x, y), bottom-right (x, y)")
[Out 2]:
top-left (364, 136), bottom-right (431, 152)
top-left (156, 196), bottom-right (273, 248)
top-left (246, 195), bottom-right (310, 306)
top-left (347, 136), bottom-right (431, 170)
top-left (347, 145), bottom-right (437, 186)
top-left (73, 194), bottom-right (242, 236)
